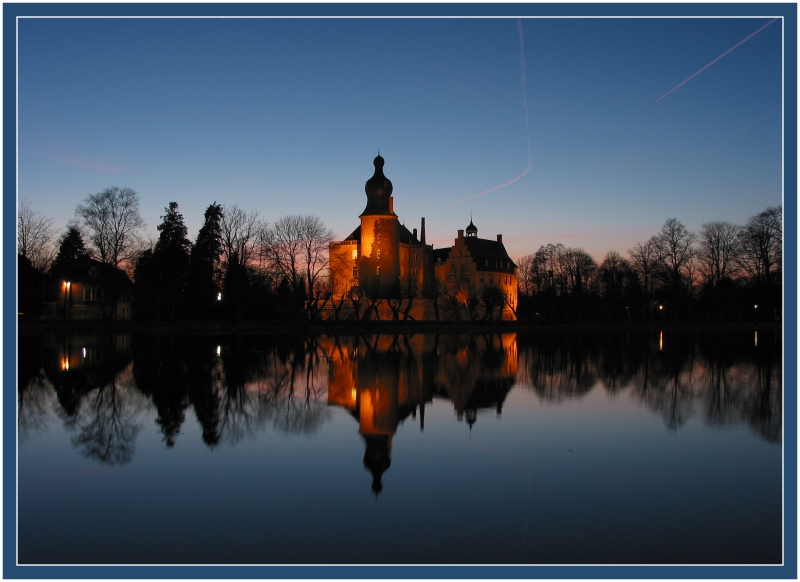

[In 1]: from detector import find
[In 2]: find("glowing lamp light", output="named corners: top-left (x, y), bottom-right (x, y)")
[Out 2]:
top-left (82, 347), bottom-right (86, 358)
top-left (216, 345), bottom-right (221, 356)
top-left (217, 292), bottom-right (222, 301)
top-left (61, 358), bottom-right (70, 371)
top-left (658, 305), bottom-right (664, 311)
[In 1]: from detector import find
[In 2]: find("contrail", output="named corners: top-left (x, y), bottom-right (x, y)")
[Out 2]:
top-left (656, 18), bottom-right (778, 103)
top-left (695, 105), bottom-right (780, 160)
top-left (453, 19), bottom-right (532, 205)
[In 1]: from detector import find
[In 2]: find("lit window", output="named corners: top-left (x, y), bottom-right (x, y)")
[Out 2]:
top-left (352, 249), bottom-right (358, 260)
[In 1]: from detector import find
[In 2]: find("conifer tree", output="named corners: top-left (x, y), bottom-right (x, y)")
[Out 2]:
top-left (187, 203), bottom-right (223, 318)
top-left (157, 202), bottom-right (191, 319)
top-left (51, 226), bottom-right (92, 270)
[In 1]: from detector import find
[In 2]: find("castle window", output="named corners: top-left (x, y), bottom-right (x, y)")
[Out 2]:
top-left (413, 268), bottom-right (418, 277)
top-left (479, 274), bottom-right (484, 284)
top-left (485, 260), bottom-right (489, 267)
top-left (413, 253), bottom-right (418, 262)
top-left (489, 274), bottom-right (494, 284)
top-left (377, 266), bottom-right (380, 276)
top-left (353, 266), bottom-right (358, 277)
top-left (464, 273), bottom-right (470, 282)
top-left (352, 249), bottom-right (358, 260)
top-left (377, 249), bottom-right (381, 259)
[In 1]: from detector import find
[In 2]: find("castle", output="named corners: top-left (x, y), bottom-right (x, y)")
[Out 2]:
top-left (328, 155), bottom-right (518, 321)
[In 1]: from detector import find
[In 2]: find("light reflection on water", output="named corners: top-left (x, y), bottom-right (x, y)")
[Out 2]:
top-left (17, 329), bottom-right (782, 565)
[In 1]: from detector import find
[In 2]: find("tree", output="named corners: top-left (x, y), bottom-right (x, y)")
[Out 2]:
top-left (135, 202), bottom-right (190, 320)
top-left (187, 203), bottom-right (224, 317)
top-left (737, 206), bottom-right (782, 321)
top-left (698, 221), bottom-right (740, 289)
top-left (219, 204), bottom-right (262, 274)
top-left (598, 250), bottom-right (634, 318)
top-left (561, 247), bottom-right (596, 296)
top-left (51, 226), bottom-right (92, 270)
top-left (628, 237), bottom-right (660, 297)
top-left (737, 206), bottom-right (782, 287)
top-left (654, 218), bottom-right (696, 294)
top-left (153, 202), bottom-right (191, 319)
top-left (75, 187), bottom-right (144, 269)
top-left (17, 201), bottom-right (57, 271)
top-left (516, 254), bottom-right (536, 297)
top-left (265, 215), bottom-right (335, 299)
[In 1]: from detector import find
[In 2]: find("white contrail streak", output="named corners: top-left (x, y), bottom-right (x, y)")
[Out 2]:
top-left (656, 18), bottom-right (778, 103)
top-left (453, 19), bottom-right (532, 205)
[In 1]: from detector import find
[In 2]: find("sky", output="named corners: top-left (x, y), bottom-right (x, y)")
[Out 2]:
top-left (16, 9), bottom-right (785, 262)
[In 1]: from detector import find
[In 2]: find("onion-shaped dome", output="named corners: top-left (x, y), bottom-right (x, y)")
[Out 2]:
top-left (361, 155), bottom-right (394, 216)
top-left (465, 218), bottom-right (478, 237)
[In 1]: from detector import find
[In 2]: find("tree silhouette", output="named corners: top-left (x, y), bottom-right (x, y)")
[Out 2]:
top-left (187, 203), bottom-right (223, 318)
top-left (135, 202), bottom-right (191, 320)
top-left (51, 226), bottom-right (92, 270)
top-left (75, 186), bottom-right (144, 269)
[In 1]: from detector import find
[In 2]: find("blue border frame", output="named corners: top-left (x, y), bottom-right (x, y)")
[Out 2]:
top-left (4, 2), bottom-right (796, 579)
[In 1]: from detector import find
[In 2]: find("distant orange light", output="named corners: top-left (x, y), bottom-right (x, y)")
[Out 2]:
top-left (61, 358), bottom-right (70, 371)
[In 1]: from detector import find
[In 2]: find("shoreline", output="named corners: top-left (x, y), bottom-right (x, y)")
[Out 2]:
top-left (16, 318), bottom-right (780, 336)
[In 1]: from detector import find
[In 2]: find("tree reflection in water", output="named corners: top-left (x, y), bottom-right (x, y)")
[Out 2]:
top-left (18, 327), bottom-right (782, 470)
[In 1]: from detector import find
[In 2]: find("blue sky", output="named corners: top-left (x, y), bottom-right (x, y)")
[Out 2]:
top-left (17, 11), bottom-right (784, 261)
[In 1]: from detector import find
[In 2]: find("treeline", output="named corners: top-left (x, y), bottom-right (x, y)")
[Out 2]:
top-left (515, 209), bottom-right (782, 323)
top-left (17, 187), bottom-right (336, 321)
top-left (18, 187), bottom-right (782, 324)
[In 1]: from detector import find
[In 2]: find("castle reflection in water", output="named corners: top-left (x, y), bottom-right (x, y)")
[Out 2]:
top-left (18, 328), bottom-right (780, 493)
top-left (324, 334), bottom-right (517, 493)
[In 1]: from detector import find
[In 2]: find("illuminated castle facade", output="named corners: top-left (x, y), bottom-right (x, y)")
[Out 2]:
top-left (328, 155), bottom-right (518, 320)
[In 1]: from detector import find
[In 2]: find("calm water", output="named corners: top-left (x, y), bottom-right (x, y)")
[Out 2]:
top-left (17, 328), bottom-right (782, 565)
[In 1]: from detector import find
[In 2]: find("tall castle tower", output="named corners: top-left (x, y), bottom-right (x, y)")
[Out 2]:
top-left (358, 154), bottom-right (401, 297)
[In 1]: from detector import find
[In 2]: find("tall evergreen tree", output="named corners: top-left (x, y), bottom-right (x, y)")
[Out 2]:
top-left (187, 203), bottom-right (223, 318)
top-left (135, 202), bottom-right (191, 320)
top-left (51, 226), bottom-right (92, 270)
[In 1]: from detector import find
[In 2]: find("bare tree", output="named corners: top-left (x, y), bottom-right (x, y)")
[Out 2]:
top-left (654, 218), bottom-right (696, 292)
top-left (17, 200), bottom-right (57, 271)
top-left (598, 250), bottom-right (632, 301)
top-left (516, 254), bottom-right (536, 296)
top-left (628, 236), bottom-right (661, 297)
top-left (737, 206), bottom-right (782, 286)
top-left (265, 215), bottom-right (335, 298)
top-left (698, 221), bottom-right (741, 288)
top-left (266, 215), bottom-right (303, 291)
top-left (561, 247), bottom-right (596, 296)
top-left (298, 215), bottom-right (335, 298)
top-left (219, 204), bottom-right (262, 273)
top-left (75, 187), bottom-right (144, 269)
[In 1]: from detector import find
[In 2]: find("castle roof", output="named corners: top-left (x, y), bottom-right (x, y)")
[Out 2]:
top-left (360, 154), bottom-right (395, 217)
top-left (463, 237), bottom-right (516, 272)
top-left (345, 223), bottom-right (422, 244)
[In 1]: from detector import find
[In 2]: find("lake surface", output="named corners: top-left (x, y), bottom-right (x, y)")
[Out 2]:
top-left (17, 328), bottom-right (783, 565)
